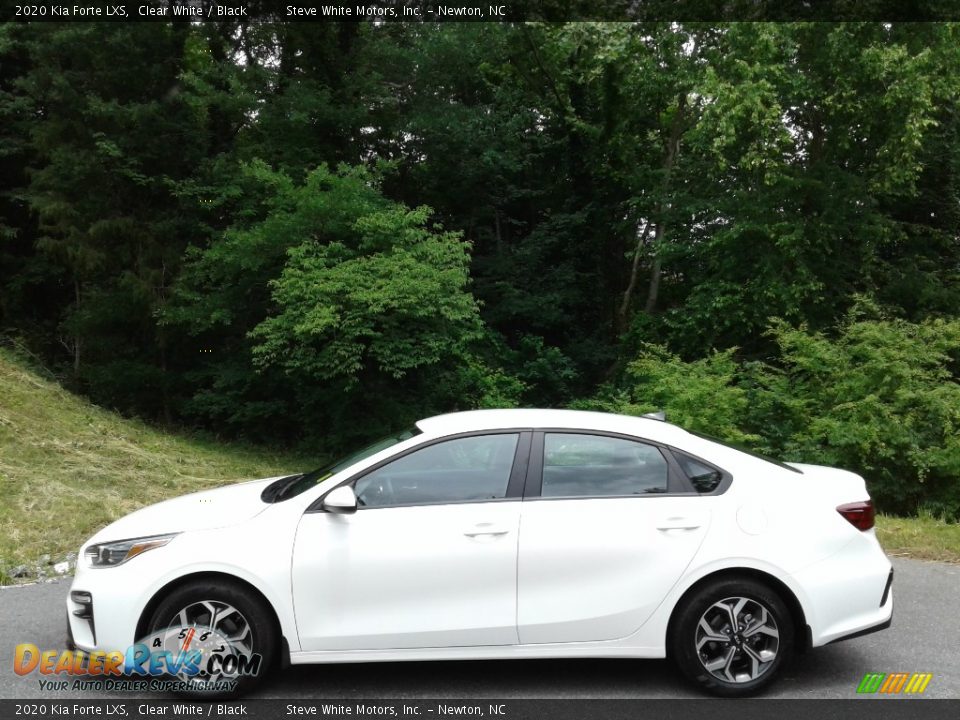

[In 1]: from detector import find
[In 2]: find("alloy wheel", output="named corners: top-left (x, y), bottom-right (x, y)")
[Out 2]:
top-left (694, 596), bottom-right (780, 683)
top-left (165, 600), bottom-right (255, 685)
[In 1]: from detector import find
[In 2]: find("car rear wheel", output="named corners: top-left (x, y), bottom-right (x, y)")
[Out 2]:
top-left (670, 577), bottom-right (794, 697)
top-left (147, 580), bottom-right (278, 696)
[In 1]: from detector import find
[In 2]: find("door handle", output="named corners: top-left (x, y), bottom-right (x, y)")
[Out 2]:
top-left (463, 524), bottom-right (510, 537)
top-left (656, 517), bottom-right (702, 531)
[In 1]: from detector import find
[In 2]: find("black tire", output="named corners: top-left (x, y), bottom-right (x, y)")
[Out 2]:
top-left (670, 577), bottom-right (794, 697)
top-left (147, 579), bottom-right (278, 697)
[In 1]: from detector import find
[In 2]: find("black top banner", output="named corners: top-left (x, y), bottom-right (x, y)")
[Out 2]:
top-left (5, 0), bottom-right (960, 22)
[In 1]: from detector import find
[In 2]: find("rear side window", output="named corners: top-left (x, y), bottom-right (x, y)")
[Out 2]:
top-left (541, 433), bottom-right (669, 497)
top-left (674, 451), bottom-right (724, 493)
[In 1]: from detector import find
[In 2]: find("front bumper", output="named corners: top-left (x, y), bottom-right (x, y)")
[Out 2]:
top-left (66, 558), bottom-right (155, 653)
top-left (66, 611), bottom-right (75, 651)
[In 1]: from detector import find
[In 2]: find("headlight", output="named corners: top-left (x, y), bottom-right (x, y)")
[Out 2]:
top-left (84, 533), bottom-right (179, 568)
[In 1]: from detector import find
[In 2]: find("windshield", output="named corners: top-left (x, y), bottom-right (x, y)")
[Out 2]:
top-left (261, 427), bottom-right (422, 503)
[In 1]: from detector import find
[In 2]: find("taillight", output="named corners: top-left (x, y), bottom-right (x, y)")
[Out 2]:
top-left (837, 500), bottom-right (875, 531)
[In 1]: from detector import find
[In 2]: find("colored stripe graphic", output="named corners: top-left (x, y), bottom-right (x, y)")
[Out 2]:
top-left (857, 673), bottom-right (885, 693)
top-left (880, 672), bottom-right (908, 693)
top-left (857, 672), bottom-right (932, 694)
top-left (904, 673), bottom-right (933, 694)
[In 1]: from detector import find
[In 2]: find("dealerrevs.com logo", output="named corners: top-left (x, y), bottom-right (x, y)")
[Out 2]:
top-left (14, 626), bottom-right (261, 694)
top-left (856, 672), bottom-right (933, 695)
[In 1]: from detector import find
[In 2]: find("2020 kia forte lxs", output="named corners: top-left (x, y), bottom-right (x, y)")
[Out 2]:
top-left (67, 409), bottom-right (893, 696)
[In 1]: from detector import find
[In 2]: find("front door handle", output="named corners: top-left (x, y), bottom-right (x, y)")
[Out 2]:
top-left (464, 523), bottom-right (510, 537)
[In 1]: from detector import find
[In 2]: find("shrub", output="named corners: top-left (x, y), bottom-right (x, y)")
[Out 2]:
top-left (761, 312), bottom-right (960, 518)
top-left (588, 308), bottom-right (960, 519)
top-left (574, 344), bottom-right (760, 447)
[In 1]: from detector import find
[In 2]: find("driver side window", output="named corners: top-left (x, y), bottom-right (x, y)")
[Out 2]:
top-left (354, 433), bottom-right (520, 508)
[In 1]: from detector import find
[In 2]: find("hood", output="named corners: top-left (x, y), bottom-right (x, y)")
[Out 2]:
top-left (85, 476), bottom-right (288, 545)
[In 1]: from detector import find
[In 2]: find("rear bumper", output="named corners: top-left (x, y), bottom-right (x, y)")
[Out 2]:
top-left (792, 535), bottom-right (893, 647)
top-left (825, 568), bottom-right (893, 645)
top-left (827, 614), bottom-right (892, 645)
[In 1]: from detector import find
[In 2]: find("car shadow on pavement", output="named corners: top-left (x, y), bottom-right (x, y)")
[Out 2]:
top-left (251, 643), bottom-right (878, 700)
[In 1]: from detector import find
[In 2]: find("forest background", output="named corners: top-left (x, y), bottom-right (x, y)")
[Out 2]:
top-left (1, 21), bottom-right (959, 523)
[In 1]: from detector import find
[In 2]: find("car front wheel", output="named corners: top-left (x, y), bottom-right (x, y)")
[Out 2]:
top-left (670, 577), bottom-right (794, 697)
top-left (147, 579), bottom-right (278, 696)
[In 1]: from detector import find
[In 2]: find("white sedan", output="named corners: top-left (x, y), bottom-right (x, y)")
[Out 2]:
top-left (67, 409), bottom-right (893, 696)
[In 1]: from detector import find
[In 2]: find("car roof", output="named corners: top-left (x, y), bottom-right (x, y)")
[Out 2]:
top-left (416, 408), bottom-right (691, 445)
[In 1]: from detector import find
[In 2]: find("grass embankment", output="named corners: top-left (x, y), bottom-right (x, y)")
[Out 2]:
top-left (0, 348), bottom-right (308, 578)
top-left (876, 513), bottom-right (960, 564)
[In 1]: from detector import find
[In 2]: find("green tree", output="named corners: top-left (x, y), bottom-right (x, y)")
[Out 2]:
top-left (2, 22), bottom-right (256, 422)
top-left (166, 162), bottom-right (519, 447)
top-left (650, 23), bottom-right (960, 356)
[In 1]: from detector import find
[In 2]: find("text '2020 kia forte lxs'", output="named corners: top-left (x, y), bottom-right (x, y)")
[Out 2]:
top-left (67, 409), bottom-right (892, 696)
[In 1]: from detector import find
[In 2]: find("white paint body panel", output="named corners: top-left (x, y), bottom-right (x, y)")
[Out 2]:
top-left (68, 408), bottom-right (893, 675)
top-left (517, 497), bottom-right (709, 643)
top-left (292, 501), bottom-right (521, 650)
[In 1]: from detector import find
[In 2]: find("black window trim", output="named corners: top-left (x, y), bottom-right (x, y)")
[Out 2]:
top-left (523, 429), bottom-right (699, 501)
top-left (664, 444), bottom-right (734, 496)
top-left (307, 429), bottom-right (533, 513)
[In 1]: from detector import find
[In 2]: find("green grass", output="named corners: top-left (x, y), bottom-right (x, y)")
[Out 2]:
top-left (0, 348), bottom-right (309, 575)
top-left (876, 513), bottom-right (960, 564)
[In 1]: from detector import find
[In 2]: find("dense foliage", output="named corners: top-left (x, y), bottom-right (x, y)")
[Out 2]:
top-left (579, 306), bottom-right (960, 517)
top-left (1, 22), bottom-right (958, 515)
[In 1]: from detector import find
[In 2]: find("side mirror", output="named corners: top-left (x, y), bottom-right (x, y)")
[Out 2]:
top-left (322, 485), bottom-right (358, 515)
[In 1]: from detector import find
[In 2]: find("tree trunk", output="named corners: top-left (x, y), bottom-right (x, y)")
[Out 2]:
top-left (73, 277), bottom-right (82, 379)
top-left (644, 92), bottom-right (687, 315)
top-left (616, 220), bottom-right (653, 333)
top-left (644, 234), bottom-right (664, 314)
top-left (158, 332), bottom-right (173, 426)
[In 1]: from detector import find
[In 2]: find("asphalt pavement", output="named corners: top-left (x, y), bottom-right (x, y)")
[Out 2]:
top-left (1, 556), bottom-right (957, 700)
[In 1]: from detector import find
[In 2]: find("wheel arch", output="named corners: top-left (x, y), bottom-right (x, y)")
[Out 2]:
top-left (134, 570), bottom-right (290, 666)
top-left (666, 567), bottom-right (812, 655)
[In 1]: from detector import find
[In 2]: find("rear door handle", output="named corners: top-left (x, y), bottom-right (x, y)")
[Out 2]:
top-left (656, 516), bottom-right (702, 531)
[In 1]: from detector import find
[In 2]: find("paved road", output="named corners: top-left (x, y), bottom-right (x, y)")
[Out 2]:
top-left (2, 557), bottom-right (957, 700)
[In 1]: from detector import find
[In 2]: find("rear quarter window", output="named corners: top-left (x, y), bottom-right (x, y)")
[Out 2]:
top-left (673, 451), bottom-right (724, 493)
